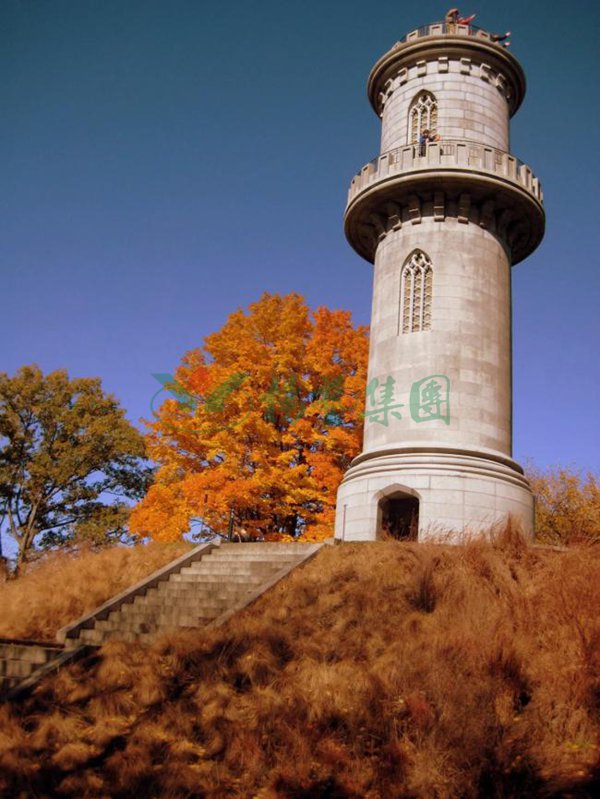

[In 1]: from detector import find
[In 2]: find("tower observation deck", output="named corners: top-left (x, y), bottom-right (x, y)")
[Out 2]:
top-left (335, 21), bottom-right (545, 542)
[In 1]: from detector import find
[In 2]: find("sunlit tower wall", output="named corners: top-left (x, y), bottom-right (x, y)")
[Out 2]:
top-left (335, 21), bottom-right (545, 542)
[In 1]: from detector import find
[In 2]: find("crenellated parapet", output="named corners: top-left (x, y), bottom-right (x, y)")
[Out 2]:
top-left (345, 140), bottom-right (544, 265)
top-left (348, 141), bottom-right (543, 205)
top-left (369, 24), bottom-right (526, 119)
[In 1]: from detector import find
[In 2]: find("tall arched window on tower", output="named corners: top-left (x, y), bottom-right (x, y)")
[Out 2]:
top-left (399, 250), bottom-right (433, 333)
top-left (408, 92), bottom-right (438, 144)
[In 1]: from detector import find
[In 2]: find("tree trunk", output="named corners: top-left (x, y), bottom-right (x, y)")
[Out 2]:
top-left (13, 547), bottom-right (27, 578)
top-left (13, 530), bottom-right (33, 578)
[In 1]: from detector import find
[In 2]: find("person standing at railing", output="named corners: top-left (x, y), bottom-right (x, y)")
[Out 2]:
top-left (419, 129), bottom-right (430, 156)
top-left (418, 129), bottom-right (440, 156)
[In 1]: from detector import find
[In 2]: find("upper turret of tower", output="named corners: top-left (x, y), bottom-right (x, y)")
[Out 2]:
top-left (344, 18), bottom-right (544, 266)
top-left (368, 21), bottom-right (526, 153)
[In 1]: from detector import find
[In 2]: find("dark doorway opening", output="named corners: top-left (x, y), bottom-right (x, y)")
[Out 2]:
top-left (379, 493), bottom-right (419, 540)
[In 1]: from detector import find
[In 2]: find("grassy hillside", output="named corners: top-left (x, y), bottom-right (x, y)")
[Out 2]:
top-left (0, 542), bottom-right (191, 640)
top-left (1, 531), bottom-right (599, 798)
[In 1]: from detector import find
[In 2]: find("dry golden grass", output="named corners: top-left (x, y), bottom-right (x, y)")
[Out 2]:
top-left (0, 542), bottom-right (191, 640)
top-left (1, 529), bottom-right (600, 797)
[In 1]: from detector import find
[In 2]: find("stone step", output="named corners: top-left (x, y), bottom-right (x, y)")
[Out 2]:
top-left (192, 563), bottom-right (278, 574)
top-left (0, 660), bottom-right (38, 679)
top-left (110, 600), bottom-right (224, 618)
top-left (0, 644), bottom-right (59, 666)
top-left (97, 615), bottom-right (211, 634)
top-left (113, 600), bottom-right (231, 623)
top-left (123, 608), bottom-right (231, 625)
top-left (79, 625), bottom-right (211, 646)
top-left (130, 592), bottom-right (250, 611)
top-left (204, 552), bottom-right (300, 563)
top-left (179, 562), bottom-right (281, 576)
top-left (150, 591), bottom-right (250, 606)
top-left (218, 543), bottom-right (313, 552)
top-left (150, 582), bottom-right (255, 598)
top-left (80, 615), bottom-right (215, 643)
top-left (77, 628), bottom-right (118, 645)
top-left (119, 618), bottom-right (216, 635)
top-left (170, 571), bottom-right (273, 584)
top-left (165, 573), bottom-right (267, 586)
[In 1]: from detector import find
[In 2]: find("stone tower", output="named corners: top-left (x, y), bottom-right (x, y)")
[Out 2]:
top-left (335, 20), bottom-right (544, 542)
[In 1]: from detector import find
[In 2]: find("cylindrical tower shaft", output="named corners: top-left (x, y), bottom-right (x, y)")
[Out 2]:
top-left (366, 219), bottom-right (512, 456)
top-left (335, 21), bottom-right (544, 542)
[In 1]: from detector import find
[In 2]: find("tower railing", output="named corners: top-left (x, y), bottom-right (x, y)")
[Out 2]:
top-left (347, 140), bottom-right (543, 207)
top-left (397, 22), bottom-right (502, 44)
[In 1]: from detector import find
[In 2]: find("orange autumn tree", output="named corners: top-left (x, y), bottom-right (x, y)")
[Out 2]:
top-left (130, 293), bottom-right (368, 542)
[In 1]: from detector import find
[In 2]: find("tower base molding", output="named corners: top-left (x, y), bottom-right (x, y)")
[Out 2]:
top-left (334, 447), bottom-right (534, 542)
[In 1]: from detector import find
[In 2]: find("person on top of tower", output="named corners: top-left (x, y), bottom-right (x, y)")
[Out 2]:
top-left (445, 8), bottom-right (459, 31)
top-left (445, 8), bottom-right (476, 31)
top-left (491, 31), bottom-right (511, 47)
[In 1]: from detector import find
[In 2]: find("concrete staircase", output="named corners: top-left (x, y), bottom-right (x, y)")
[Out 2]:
top-left (1, 541), bottom-right (321, 700)
top-left (73, 543), bottom-right (316, 645)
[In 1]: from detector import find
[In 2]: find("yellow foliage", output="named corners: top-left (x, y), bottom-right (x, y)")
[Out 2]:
top-left (528, 465), bottom-right (600, 545)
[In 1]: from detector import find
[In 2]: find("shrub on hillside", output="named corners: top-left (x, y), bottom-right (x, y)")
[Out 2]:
top-left (528, 466), bottom-right (600, 545)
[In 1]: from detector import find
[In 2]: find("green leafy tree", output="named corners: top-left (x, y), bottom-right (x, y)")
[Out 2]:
top-left (0, 365), bottom-right (152, 575)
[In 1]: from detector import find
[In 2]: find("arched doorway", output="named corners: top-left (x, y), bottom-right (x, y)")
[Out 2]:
top-left (378, 492), bottom-right (419, 540)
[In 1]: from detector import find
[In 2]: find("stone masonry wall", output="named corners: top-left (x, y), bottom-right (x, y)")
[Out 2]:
top-left (363, 215), bottom-right (512, 457)
top-left (380, 57), bottom-right (510, 152)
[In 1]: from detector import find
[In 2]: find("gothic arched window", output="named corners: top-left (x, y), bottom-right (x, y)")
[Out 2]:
top-left (399, 250), bottom-right (433, 333)
top-left (408, 92), bottom-right (438, 144)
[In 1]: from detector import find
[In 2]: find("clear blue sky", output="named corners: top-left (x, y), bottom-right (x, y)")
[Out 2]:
top-left (2, 0), bottom-right (599, 473)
